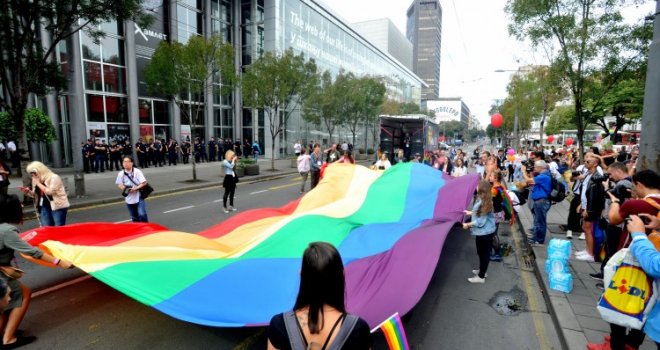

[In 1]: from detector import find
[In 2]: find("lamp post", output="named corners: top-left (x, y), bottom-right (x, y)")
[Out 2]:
top-left (495, 67), bottom-right (532, 148)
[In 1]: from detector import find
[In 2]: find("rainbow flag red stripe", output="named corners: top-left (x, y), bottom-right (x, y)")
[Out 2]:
top-left (372, 312), bottom-right (409, 350)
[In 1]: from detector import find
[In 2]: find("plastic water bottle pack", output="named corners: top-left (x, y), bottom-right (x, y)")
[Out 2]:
top-left (547, 239), bottom-right (573, 293)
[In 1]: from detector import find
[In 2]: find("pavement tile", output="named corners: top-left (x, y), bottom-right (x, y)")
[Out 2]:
top-left (583, 328), bottom-right (608, 344)
top-left (569, 284), bottom-right (593, 297)
top-left (576, 314), bottom-right (610, 332)
top-left (571, 262), bottom-right (599, 274)
top-left (570, 302), bottom-right (601, 319)
top-left (563, 327), bottom-right (588, 350)
top-left (550, 296), bottom-right (582, 331)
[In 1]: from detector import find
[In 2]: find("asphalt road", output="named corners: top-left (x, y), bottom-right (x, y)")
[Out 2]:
top-left (15, 173), bottom-right (561, 349)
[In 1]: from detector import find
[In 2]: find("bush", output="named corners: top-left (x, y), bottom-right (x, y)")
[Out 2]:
top-left (237, 158), bottom-right (257, 168)
top-left (0, 112), bottom-right (17, 141)
top-left (358, 148), bottom-right (365, 154)
top-left (24, 108), bottom-right (56, 143)
top-left (367, 148), bottom-right (375, 154)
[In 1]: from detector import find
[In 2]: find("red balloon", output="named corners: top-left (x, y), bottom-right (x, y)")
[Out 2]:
top-left (547, 135), bottom-right (555, 143)
top-left (566, 137), bottom-right (574, 146)
top-left (491, 113), bottom-right (503, 128)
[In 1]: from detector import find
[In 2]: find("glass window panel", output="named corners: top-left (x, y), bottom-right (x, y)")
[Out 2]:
top-left (221, 2), bottom-right (231, 22)
top-left (212, 19), bottom-right (220, 35)
top-left (81, 31), bottom-right (101, 61)
top-left (213, 109), bottom-right (221, 125)
top-left (222, 24), bottom-right (232, 43)
top-left (84, 61), bottom-right (103, 91)
top-left (103, 65), bottom-right (126, 93)
top-left (102, 37), bottom-right (124, 65)
top-left (100, 20), bottom-right (122, 36)
top-left (178, 0), bottom-right (197, 9)
top-left (257, 0), bottom-right (264, 22)
top-left (211, 0), bottom-right (219, 18)
top-left (139, 99), bottom-right (152, 123)
top-left (242, 128), bottom-right (252, 142)
top-left (242, 108), bottom-right (252, 127)
top-left (223, 109), bottom-right (233, 127)
top-left (86, 94), bottom-right (105, 121)
top-left (241, 2), bottom-right (251, 24)
top-left (106, 96), bottom-right (129, 123)
top-left (153, 100), bottom-right (170, 124)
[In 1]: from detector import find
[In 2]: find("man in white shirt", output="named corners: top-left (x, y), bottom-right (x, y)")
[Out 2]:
top-left (6, 140), bottom-right (18, 169)
top-left (293, 140), bottom-right (302, 157)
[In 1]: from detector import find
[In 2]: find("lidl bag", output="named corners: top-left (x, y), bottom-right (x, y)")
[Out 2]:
top-left (597, 248), bottom-right (658, 329)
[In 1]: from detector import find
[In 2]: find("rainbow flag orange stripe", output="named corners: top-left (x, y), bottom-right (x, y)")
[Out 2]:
top-left (372, 312), bottom-right (410, 350)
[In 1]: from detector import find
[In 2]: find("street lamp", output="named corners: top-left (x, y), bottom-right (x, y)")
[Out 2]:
top-left (495, 67), bottom-right (532, 148)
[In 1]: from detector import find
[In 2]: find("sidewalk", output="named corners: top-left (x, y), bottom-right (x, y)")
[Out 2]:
top-left (5, 158), bottom-right (307, 217)
top-left (519, 200), bottom-right (656, 350)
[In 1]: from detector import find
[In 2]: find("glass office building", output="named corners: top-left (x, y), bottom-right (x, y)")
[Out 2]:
top-left (32, 0), bottom-right (424, 168)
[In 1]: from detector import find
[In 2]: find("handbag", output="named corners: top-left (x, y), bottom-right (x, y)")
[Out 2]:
top-left (124, 172), bottom-right (154, 200)
top-left (0, 266), bottom-right (24, 279)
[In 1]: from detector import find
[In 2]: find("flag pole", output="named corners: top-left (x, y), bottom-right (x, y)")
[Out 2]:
top-left (370, 312), bottom-right (400, 333)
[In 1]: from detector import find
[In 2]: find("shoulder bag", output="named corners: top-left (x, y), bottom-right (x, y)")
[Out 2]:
top-left (124, 172), bottom-right (154, 199)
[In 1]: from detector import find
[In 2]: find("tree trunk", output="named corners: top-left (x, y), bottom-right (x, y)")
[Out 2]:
top-left (575, 100), bottom-right (585, 162)
top-left (539, 96), bottom-right (547, 145)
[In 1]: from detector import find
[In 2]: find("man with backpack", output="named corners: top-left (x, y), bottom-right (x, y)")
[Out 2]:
top-left (522, 160), bottom-right (553, 245)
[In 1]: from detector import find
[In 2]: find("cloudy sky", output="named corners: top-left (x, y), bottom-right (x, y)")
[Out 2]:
top-left (323, 0), bottom-right (654, 128)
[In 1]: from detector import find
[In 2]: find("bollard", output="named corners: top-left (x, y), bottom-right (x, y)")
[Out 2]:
top-left (74, 172), bottom-right (85, 197)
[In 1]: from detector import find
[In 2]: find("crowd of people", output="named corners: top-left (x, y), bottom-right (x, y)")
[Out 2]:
top-left (81, 137), bottom-right (263, 173)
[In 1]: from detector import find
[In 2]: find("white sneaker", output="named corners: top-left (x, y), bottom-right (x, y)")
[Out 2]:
top-left (468, 276), bottom-right (486, 283)
top-left (229, 206), bottom-right (237, 211)
top-left (576, 253), bottom-right (595, 262)
top-left (575, 249), bottom-right (587, 256)
top-left (566, 230), bottom-right (573, 239)
top-left (223, 208), bottom-right (229, 213)
top-left (472, 270), bottom-right (488, 277)
top-left (579, 232), bottom-right (586, 240)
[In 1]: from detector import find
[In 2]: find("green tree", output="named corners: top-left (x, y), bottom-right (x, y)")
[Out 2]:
top-left (144, 35), bottom-right (235, 181)
top-left (0, 0), bottom-right (151, 159)
top-left (544, 105), bottom-right (577, 136)
top-left (507, 0), bottom-right (650, 157)
top-left (302, 70), bottom-right (342, 144)
top-left (0, 112), bottom-right (17, 142)
top-left (242, 49), bottom-right (318, 171)
top-left (24, 108), bottom-right (57, 144)
top-left (380, 99), bottom-right (401, 115)
top-left (344, 76), bottom-right (386, 149)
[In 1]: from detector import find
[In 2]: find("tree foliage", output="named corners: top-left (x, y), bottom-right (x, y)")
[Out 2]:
top-left (24, 108), bottom-right (57, 144)
top-left (0, 112), bottom-right (17, 142)
top-left (242, 48), bottom-right (318, 170)
top-left (144, 35), bottom-right (235, 180)
top-left (544, 105), bottom-right (577, 136)
top-left (506, 0), bottom-right (650, 155)
top-left (0, 0), bottom-right (152, 148)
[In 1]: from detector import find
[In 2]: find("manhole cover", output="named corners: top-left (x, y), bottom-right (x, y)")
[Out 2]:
top-left (489, 287), bottom-right (527, 316)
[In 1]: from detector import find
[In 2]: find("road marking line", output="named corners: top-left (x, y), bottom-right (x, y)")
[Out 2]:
top-left (163, 205), bottom-right (194, 214)
top-left (250, 190), bottom-right (269, 195)
top-left (113, 219), bottom-right (131, 223)
top-left (33, 275), bottom-right (92, 298)
top-left (212, 199), bottom-right (223, 203)
top-left (511, 223), bottom-right (552, 350)
top-left (268, 183), bottom-right (300, 190)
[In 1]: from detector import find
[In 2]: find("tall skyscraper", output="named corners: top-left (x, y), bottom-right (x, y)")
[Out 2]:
top-left (406, 0), bottom-right (442, 100)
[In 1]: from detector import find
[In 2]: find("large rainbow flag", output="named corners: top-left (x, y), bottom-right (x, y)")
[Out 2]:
top-left (20, 163), bottom-right (478, 328)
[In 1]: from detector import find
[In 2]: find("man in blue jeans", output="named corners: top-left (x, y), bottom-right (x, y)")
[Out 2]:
top-left (523, 160), bottom-right (552, 244)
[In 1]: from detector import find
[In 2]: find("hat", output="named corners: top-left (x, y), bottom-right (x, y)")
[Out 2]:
top-left (534, 160), bottom-right (547, 168)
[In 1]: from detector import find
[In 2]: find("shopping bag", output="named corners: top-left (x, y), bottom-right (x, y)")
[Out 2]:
top-left (597, 248), bottom-right (658, 329)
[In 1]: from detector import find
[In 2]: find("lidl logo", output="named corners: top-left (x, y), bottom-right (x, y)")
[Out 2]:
top-left (603, 265), bottom-right (653, 316)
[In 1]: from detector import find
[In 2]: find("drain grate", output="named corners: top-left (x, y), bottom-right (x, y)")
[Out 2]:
top-left (489, 287), bottom-right (528, 316)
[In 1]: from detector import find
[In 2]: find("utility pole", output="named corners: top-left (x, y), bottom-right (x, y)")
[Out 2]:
top-left (639, 0), bottom-right (660, 173)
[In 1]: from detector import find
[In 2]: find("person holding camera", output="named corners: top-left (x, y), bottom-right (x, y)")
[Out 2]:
top-left (115, 155), bottom-right (149, 222)
top-left (522, 160), bottom-right (552, 245)
top-left (574, 154), bottom-right (606, 262)
top-left (222, 150), bottom-right (238, 213)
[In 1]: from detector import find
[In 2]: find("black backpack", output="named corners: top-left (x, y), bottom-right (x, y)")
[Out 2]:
top-left (549, 177), bottom-right (566, 204)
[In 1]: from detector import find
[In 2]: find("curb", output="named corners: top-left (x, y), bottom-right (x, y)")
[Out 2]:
top-left (22, 170), bottom-right (300, 219)
top-left (515, 214), bottom-right (570, 350)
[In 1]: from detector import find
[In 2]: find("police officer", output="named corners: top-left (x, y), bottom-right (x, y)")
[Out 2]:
top-left (168, 138), bottom-right (179, 166)
top-left (181, 139), bottom-right (191, 164)
top-left (193, 138), bottom-right (203, 163)
top-left (135, 138), bottom-right (148, 168)
top-left (208, 137), bottom-right (217, 162)
top-left (82, 139), bottom-right (94, 173)
top-left (109, 139), bottom-right (122, 171)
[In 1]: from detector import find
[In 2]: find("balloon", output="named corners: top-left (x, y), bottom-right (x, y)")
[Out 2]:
top-left (491, 113), bottom-right (503, 128)
top-left (507, 148), bottom-right (515, 155)
top-left (547, 135), bottom-right (555, 143)
top-left (507, 155), bottom-right (515, 162)
top-left (566, 137), bottom-right (574, 146)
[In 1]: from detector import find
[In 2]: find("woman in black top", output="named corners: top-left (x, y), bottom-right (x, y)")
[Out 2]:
top-left (267, 242), bottom-right (372, 350)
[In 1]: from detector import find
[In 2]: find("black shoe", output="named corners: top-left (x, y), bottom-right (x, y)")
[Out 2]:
top-left (595, 282), bottom-right (604, 290)
top-left (589, 272), bottom-right (603, 280)
top-left (4, 335), bottom-right (37, 349)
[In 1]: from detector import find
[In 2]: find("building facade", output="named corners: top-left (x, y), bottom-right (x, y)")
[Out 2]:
top-left (30, 0), bottom-right (424, 168)
top-left (406, 0), bottom-right (442, 101)
top-left (351, 18), bottom-right (413, 71)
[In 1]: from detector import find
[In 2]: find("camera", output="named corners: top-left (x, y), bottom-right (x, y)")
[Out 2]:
top-left (571, 171), bottom-right (581, 178)
top-left (521, 160), bottom-right (534, 173)
top-left (122, 186), bottom-right (132, 197)
top-left (607, 182), bottom-right (633, 202)
top-left (590, 173), bottom-right (610, 183)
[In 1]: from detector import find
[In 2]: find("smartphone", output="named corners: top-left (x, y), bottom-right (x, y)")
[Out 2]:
top-left (19, 186), bottom-right (30, 192)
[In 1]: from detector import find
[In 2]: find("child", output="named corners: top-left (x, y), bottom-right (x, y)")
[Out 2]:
top-left (463, 179), bottom-right (497, 283)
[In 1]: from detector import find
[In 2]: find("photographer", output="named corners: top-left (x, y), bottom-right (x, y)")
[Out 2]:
top-left (590, 162), bottom-right (634, 281)
top-left (608, 169), bottom-right (660, 236)
top-left (522, 160), bottom-right (552, 245)
top-left (115, 155), bottom-right (149, 222)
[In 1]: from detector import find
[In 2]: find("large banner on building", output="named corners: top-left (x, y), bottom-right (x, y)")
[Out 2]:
top-left (425, 100), bottom-right (463, 124)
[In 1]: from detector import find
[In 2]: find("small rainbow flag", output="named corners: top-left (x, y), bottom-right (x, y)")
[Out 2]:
top-left (371, 312), bottom-right (410, 350)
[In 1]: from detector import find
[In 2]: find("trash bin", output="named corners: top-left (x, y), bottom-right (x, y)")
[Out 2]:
top-left (74, 172), bottom-right (85, 197)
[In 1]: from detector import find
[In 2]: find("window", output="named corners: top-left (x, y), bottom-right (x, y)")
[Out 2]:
top-left (105, 96), bottom-right (129, 123)
top-left (87, 94), bottom-right (105, 122)
top-left (103, 65), bottom-right (126, 93)
top-left (84, 62), bottom-right (103, 91)
top-left (153, 100), bottom-right (170, 124)
top-left (139, 99), bottom-right (152, 123)
top-left (177, 5), bottom-right (202, 43)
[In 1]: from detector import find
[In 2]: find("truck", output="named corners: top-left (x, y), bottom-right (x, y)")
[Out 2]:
top-left (379, 114), bottom-right (441, 161)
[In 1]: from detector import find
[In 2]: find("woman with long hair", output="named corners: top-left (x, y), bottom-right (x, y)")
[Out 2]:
top-left (267, 242), bottom-right (372, 349)
top-left (338, 150), bottom-right (355, 164)
top-left (222, 150), bottom-right (238, 213)
top-left (0, 194), bottom-right (74, 347)
top-left (451, 158), bottom-right (467, 177)
top-left (22, 161), bottom-right (70, 226)
top-left (463, 180), bottom-right (497, 283)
